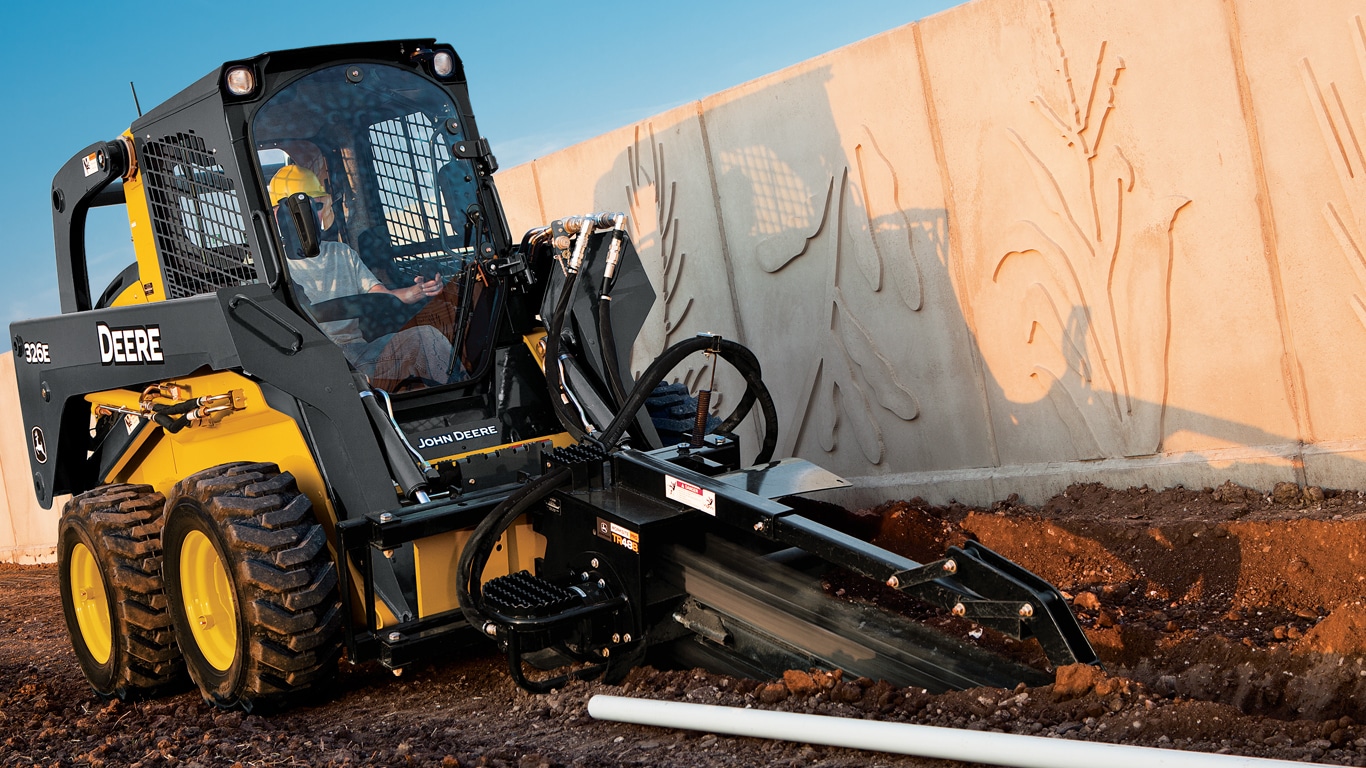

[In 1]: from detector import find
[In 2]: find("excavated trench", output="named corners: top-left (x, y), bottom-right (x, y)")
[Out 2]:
top-left (858, 482), bottom-right (1366, 726)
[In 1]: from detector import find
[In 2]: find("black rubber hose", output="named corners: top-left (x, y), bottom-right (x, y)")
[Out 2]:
top-left (599, 336), bottom-right (757, 445)
top-left (456, 465), bottom-right (572, 632)
top-left (461, 337), bottom-right (777, 632)
top-left (543, 268), bottom-right (591, 442)
top-left (731, 366), bottom-right (779, 464)
top-left (152, 413), bottom-right (190, 434)
top-left (599, 336), bottom-right (778, 464)
top-left (596, 297), bottom-right (630, 408)
top-left (152, 399), bottom-right (201, 416)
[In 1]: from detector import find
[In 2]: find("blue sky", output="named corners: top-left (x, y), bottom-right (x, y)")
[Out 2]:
top-left (0, 0), bottom-right (956, 326)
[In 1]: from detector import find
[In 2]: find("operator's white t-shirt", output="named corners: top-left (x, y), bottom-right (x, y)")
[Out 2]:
top-left (287, 241), bottom-right (381, 345)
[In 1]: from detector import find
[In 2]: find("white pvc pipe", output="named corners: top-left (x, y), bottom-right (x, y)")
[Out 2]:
top-left (587, 695), bottom-right (1331, 768)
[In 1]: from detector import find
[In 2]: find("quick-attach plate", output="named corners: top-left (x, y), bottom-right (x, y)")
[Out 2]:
top-left (714, 458), bottom-right (850, 499)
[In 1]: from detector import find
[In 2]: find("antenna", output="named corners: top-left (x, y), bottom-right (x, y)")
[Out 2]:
top-left (129, 81), bottom-right (143, 117)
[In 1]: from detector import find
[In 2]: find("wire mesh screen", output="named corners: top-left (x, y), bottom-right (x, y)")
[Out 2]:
top-left (367, 113), bottom-right (474, 283)
top-left (141, 132), bottom-right (258, 299)
top-left (369, 113), bottom-right (452, 245)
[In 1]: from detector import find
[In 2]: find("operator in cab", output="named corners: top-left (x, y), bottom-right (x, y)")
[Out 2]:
top-left (268, 164), bottom-right (453, 389)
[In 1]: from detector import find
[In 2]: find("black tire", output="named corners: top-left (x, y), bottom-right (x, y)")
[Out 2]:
top-left (162, 462), bottom-right (342, 711)
top-left (57, 484), bottom-right (185, 698)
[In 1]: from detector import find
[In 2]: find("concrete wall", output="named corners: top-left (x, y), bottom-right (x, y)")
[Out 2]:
top-left (6, 0), bottom-right (1366, 560)
top-left (497, 0), bottom-right (1366, 508)
top-left (0, 353), bottom-right (60, 563)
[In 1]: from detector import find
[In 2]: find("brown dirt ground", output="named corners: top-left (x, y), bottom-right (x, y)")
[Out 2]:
top-left (7, 481), bottom-right (1366, 766)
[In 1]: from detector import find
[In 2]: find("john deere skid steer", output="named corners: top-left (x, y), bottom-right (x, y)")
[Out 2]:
top-left (13, 40), bottom-right (1096, 711)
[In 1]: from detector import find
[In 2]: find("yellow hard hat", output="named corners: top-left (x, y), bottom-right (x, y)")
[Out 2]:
top-left (268, 165), bottom-right (326, 204)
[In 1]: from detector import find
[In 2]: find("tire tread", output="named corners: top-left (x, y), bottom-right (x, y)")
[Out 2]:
top-left (168, 462), bottom-right (342, 710)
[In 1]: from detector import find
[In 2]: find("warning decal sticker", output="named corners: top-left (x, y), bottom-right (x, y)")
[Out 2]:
top-left (665, 475), bottom-right (716, 515)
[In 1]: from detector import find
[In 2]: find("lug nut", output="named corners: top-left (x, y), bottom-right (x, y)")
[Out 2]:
top-left (601, 648), bottom-right (611, 658)
top-left (612, 633), bottom-right (621, 643)
top-left (942, 559), bottom-right (957, 574)
top-left (886, 576), bottom-right (900, 589)
top-left (1019, 603), bottom-right (1035, 618)
top-left (590, 558), bottom-right (600, 568)
top-left (597, 579), bottom-right (607, 589)
top-left (622, 633), bottom-right (632, 643)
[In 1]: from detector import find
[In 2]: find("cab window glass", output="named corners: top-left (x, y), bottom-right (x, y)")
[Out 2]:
top-left (250, 64), bottom-right (496, 392)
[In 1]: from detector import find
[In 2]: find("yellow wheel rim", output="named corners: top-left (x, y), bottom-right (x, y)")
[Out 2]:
top-left (180, 529), bottom-right (238, 671)
top-left (70, 542), bottom-right (113, 665)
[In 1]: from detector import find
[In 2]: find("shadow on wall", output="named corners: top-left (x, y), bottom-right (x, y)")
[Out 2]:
top-left (575, 56), bottom-right (1325, 501)
top-left (560, 48), bottom-right (1348, 632)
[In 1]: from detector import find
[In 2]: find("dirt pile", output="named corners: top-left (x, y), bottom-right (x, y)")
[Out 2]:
top-left (7, 482), bottom-right (1366, 766)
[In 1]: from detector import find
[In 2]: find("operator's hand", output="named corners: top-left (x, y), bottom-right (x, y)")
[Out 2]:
top-left (400, 273), bottom-right (442, 304)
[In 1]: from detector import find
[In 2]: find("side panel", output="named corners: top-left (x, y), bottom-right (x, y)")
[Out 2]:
top-left (412, 519), bottom-right (544, 619)
top-left (11, 294), bottom-right (240, 507)
top-left (92, 371), bottom-right (326, 510)
top-left (131, 85), bottom-right (270, 301)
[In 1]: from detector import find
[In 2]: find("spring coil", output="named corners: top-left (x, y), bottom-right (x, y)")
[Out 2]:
top-left (691, 389), bottom-right (712, 448)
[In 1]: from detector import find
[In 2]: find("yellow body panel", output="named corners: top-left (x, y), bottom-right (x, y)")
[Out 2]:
top-left (413, 518), bottom-right (545, 618)
top-left (523, 330), bottom-right (548, 372)
top-left (88, 370), bottom-right (399, 628)
top-left (113, 130), bottom-right (163, 306)
top-left (93, 372), bottom-right (327, 508)
top-left (89, 370), bottom-right (574, 630)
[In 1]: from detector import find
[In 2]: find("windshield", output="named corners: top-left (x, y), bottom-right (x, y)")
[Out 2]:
top-left (252, 63), bottom-right (494, 392)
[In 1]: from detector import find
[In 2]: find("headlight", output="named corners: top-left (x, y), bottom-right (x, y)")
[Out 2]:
top-left (224, 65), bottom-right (257, 96)
top-left (433, 51), bottom-right (455, 78)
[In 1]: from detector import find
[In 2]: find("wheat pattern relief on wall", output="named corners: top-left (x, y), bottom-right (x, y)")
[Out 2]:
top-left (727, 128), bottom-right (932, 467)
top-left (993, 0), bottom-right (1190, 458)
top-left (623, 123), bottom-right (721, 396)
top-left (1303, 16), bottom-right (1366, 332)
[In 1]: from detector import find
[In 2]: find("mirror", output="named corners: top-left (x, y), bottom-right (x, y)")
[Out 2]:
top-left (281, 192), bottom-right (321, 259)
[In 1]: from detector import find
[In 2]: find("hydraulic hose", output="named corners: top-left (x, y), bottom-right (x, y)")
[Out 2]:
top-left (456, 465), bottom-right (572, 634)
top-left (599, 335), bottom-right (778, 464)
top-left (543, 265), bottom-right (593, 442)
top-left (461, 223), bottom-right (780, 639)
top-left (458, 337), bottom-right (780, 630)
top-left (596, 297), bottom-right (630, 408)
